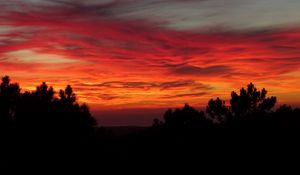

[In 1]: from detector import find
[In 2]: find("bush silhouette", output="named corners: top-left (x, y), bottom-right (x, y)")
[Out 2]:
top-left (154, 103), bottom-right (213, 130)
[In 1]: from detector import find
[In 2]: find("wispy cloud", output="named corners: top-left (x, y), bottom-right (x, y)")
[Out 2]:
top-left (0, 0), bottom-right (300, 108)
top-left (171, 64), bottom-right (232, 76)
top-left (79, 80), bottom-right (210, 90)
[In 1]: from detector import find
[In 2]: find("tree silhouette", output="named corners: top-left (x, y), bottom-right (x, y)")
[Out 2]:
top-left (2, 75), bottom-right (300, 166)
top-left (0, 76), bottom-right (98, 132)
top-left (60, 85), bottom-right (76, 105)
top-left (35, 82), bottom-right (54, 103)
top-left (206, 97), bottom-right (228, 123)
top-left (273, 104), bottom-right (300, 128)
top-left (155, 104), bottom-right (213, 130)
top-left (153, 83), bottom-right (299, 130)
top-left (230, 83), bottom-right (276, 117)
top-left (0, 76), bottom-right (20, 126)
top-left (55, 85), bottom-right (96, 129)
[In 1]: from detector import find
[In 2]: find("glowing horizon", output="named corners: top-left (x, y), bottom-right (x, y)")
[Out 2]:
top-left (1, 0), bottom-right (300, 113)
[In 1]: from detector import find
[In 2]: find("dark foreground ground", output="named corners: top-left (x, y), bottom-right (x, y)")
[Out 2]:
top-left (1, 126), bottom-right (300, 171)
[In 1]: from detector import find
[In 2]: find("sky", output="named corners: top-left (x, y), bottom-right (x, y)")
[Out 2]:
top-left (1, 0), bottom-right (300, 125)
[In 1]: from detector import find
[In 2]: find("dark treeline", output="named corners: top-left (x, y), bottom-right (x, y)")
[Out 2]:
top-left (0, 76), bottom-right (96, 129)
top-left (1, 75), bottom-right (300, 169)
top-left (153, 82), bottom-right (300, 130)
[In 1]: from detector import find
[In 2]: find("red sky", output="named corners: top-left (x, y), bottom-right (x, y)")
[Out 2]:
top-left (1, 0), bottom-right (300, 125)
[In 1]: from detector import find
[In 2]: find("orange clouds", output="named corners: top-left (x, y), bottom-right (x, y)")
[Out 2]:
top-left (0, 0), bottom-right (300, 113)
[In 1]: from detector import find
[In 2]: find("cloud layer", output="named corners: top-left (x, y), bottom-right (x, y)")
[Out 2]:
top-left (1, 0), bottom-right (300, 111)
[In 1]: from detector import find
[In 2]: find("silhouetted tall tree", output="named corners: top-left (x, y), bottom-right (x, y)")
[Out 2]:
top-left (60, 85), bottom-right (76, 105)
top-left (54, 84), bottom-right (97, 130)
top-left (0, 76), bottom-right (98, 132)
top-left (0, 76), bottom-right (20, 126)
top-left (35, 82), bottom-right (54, 103)
top-left (206, 97), bottom-right (228, 123)
top-left (230, 83), bottom-right (276, 117)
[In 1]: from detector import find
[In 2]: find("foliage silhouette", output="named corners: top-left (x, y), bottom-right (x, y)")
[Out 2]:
top-left (0, 76), bottom-right (97, 133)
top-left (1, 76), bottom-right (300, 168)
top-left (225, 83), bottom-right (278, 128)
top-left (153, 103), bottom-right (213, 131)
top-left (206, 97), bottom-right (228, 123)
top-left (0, 76), bottom-right (20, 126)
top-left (153, 82), bottom-right (299, 130)
top-left (230, 82), bottom-right (277, 117)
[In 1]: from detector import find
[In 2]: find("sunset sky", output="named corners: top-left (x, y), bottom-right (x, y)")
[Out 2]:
top-left (1, 0), bottom-right (300, 125)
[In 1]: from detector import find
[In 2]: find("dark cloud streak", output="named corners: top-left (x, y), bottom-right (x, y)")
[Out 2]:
top-left (79, 80), bottom-right (211, 91)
